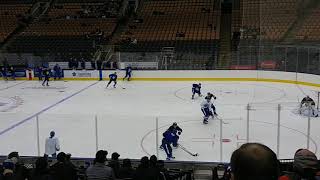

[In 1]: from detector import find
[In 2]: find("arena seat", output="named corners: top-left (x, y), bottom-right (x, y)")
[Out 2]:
top-left (295, 9), bottom-right (320, 41)
top-left (0, 4), bottom-right (32, 43)
top-left (240, 0), bottom-right (298, 41)
top-left (116, 0), bottom-right (219, 52)
top-left (7, 1), bottom-right (121, 53)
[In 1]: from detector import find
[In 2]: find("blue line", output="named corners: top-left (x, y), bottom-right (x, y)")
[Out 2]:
top-left (0, 81), bottom-right (99, 136)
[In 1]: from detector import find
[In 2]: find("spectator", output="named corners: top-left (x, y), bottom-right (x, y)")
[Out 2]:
top-left (280, 149), bottom-right (318, 180)
top-left (157, 160), bottom-right (170, 180)
top-left (213, 164), bottom-right (231, 180)
top-left (108, 152), bottom-right (120, 178)
top-left (2, 159), bottom-right (15, 180)
top-left (50, 152), bottom-right (77, 180)
top-left (53, 64), bottom-right (61, 80)
top-left (86, 150), bottom-right (115, 180)
top-left (134, 156), bottom-right (158, 180)
top-left (31, 157), bottom-right (51, 180)
top-left (230, 143), bottom-right (280, 180)
top-left (118, 159), bottom-right (135, 179)
top-left (80, 58), bottom-right (86, 70)
top-left (91, 60), bottom-right (96, 70)
top-left (65, 153), bottom-right (77, 173)
top-left (150, 155), bottom-right (158, 168)
top-left (45, 131), bottom-right (60, 158)
top-left (64, 154), bottom-right (78, 180)
top-left (149, 155), bottom-right (161, 179)
top-left (7, 151), bottom-right (30, 180)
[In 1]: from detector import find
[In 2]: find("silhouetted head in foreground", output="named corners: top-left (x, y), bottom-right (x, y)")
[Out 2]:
top-left (230, 143), bottom-right (280, 180)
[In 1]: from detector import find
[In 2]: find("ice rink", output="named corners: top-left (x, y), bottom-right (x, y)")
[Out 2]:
top-left (0, 79), bottom-right (319, 162)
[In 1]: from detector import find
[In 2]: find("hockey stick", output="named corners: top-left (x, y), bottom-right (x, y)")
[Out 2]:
top-left (214, 115), bottom-right (229, 124)
top-left (178, 144), bottom-right (198, 156)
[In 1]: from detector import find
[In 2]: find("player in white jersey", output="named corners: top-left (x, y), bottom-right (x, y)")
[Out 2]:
top-left (45, 131), bottom-right (60, 158)
top-left (201, 97), bottom-right (217, 124)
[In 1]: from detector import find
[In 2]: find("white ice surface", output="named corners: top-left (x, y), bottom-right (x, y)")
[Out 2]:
top-left (0, 80), bottom-right (320, 162)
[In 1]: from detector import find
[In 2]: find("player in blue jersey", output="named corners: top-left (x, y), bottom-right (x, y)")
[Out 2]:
top-left (192, 83), bottom-right (202, 99)
top-left (168, 122), bottom-right (182, 147)
top-left (106, 72), bottom-right (117, 88)
top-left (201, 97), bottom-right (217, 124)
top-left (36, 66), bottom-right (43, 81)
top-left (123, 65), bottom-right (132, 81)
top-left (160, 127), bottom-right (176, 160)
top-left (1, 67), bottom-right (8, 81)
top-left (9, 66), bottom-right (15, 80)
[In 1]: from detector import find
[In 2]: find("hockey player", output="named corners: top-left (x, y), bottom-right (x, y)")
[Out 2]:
top-left (205, 92), bottom-right (217, 100)
top-left (9, 66), bottom-right (15, 80)
top-left (45, 131), bottom-right (60, 158)
top-left (42, 68), bottom-right (50, 86)
top-left (123, 65), bottom-right (132, 81)
top-left (161, 127), bottom-right (176, 160)
top-left (53, 64), bottom-right (61, 80)
top-left (300, 96), bottom-right (318, 117)
top-left (106, 72), bottom-right (117, 88)
top-left (168, 122), bottom-right (182, 147)
top-left (201, 97), bottom-right (217, 124)
top-left (192, 83), bottom-right (202, 99)
top-left (1, 67), bottom-right (8, 81)
top-left (36, 66), bottom-right (43, 81)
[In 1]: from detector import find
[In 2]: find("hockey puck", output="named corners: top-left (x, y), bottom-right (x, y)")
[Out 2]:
top-left (193, 153), bottom-right (199, 156)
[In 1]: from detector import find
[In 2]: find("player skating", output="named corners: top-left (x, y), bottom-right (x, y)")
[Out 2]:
top-left (201, 96), bottom-right (217, 124)
top-left (300, 95), bottom-right (318, 117)
top-left (123, 65), bottom-right (132, 81)
top-left (192, 83), bottom-right (202, 99)
top-left (106, 72), bottom-right (117, 88)
top-left (205, 92), bottom-right (216, 100)
top-left (168, 122), bottom-right (182, 148)
top-left (160, 127), bottom-right (176, 160)
top-left (42, 68), bottom-right (50, 86)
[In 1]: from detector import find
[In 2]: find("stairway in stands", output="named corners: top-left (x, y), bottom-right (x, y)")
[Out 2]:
top-left (0, 1), bottom-right (50, 64)
top-left (109, 1), bottom-right (139, 46)
top-left (217, 1), bottom-right (232, 69)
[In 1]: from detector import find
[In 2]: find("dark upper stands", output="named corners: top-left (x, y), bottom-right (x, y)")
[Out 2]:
top-left (6, 0), bottom-right (122, 53)
top-left (238, 0), bottom-right (298, 41)
top-left (295, 8), bottom-right (320, 41)
top-left (0, 4), bottom-right (32, 43)
top-left (116, 0), bottom-right (220, 52)
top-left (0, 0), bottom-right (36, 4)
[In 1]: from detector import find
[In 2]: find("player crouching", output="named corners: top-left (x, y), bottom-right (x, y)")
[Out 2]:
top-left (201, 96), bottom-right (217, 124)
top-left (192, 83), bottom-right (202, 99)
top-left (106, 72), bottom-right (117, 88)
top-left (300, 96), bottom-right (318, 117)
